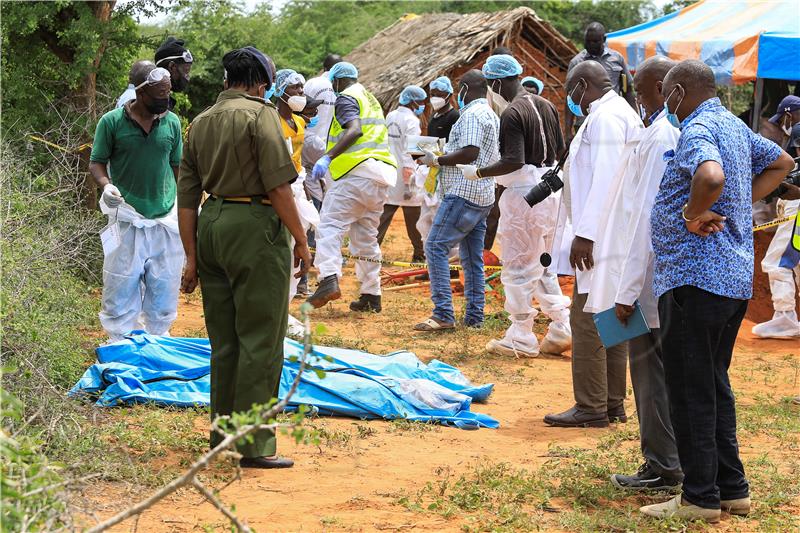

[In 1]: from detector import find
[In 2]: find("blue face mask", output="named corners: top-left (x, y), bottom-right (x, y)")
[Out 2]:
top-left (457, 85), bottom-right (467, 110)
top-left (414, 104), bottom-right (425, 116)
top-left (307, 116), bottom-right (319, 128)
top-left (263, 84), bottom-right (275, 101)
top-left (567, 81), bottom-right (585, 117)
top-left (664, 86), bottom-right (683, 129)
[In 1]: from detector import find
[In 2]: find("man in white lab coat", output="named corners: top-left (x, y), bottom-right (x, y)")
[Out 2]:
top-left (302, 54), bottom-right (341, 203)
top-left (584, 57), bottom-right (683, 490)
top-left (377, 85), bottom-right (426, 261)
top-left (544, 61), bottom-right (643, 428)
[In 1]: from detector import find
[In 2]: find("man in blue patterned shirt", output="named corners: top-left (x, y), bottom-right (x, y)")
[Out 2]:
top-left (641, 60), bottom-right (794, 523)
top-left (414, 70), bottom-right (499, 331)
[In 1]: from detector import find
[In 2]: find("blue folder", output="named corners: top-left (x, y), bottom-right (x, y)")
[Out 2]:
top-left (592, 301), bottom-right (650, 349)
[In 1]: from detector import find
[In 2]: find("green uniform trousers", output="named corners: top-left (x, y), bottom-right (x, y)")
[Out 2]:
top-left (197, 196), bottom-right (291, 458)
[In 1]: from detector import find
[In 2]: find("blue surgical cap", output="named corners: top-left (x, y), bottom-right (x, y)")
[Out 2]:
top-left (399, 85), bottom-right (427, 105)
top-left (522, 76), bottom-right (544, 94)
top-left (429, 76), bottom-right (453, 94)
top-left (329, 62), bottom-right (358, 81)
top-left (483, 54), bottom-right (523, 79)
top-left (274, 69), bottom-right (306, 97)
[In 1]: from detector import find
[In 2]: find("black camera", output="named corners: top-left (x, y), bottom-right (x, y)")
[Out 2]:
top-left (763, 156), bottom-right (800, 203)
top-left (524, 151), bottom-right (569, 207)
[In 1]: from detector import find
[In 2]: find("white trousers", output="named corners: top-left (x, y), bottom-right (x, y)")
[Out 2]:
top-left (761, 199), bottom-right (800, 312)
top-left (498, 186), bottom-right (570, 349)
top-left (100, 222), bottom-right (184, 339)
top-left (314, 176), bottom-right (387, 296)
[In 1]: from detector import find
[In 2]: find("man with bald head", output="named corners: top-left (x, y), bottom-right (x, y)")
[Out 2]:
top-left (544, 59), bottom-right (642, 429)
top-left (584, 55), bottom-right (683, 491)
top-left (640, 59), bottom-right (794, 521)
top-left (565, 22), bottom-right (635, 140)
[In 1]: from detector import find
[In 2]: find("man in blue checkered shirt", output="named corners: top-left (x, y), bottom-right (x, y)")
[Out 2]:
top-left (414, 70), bottom-right (499, 331)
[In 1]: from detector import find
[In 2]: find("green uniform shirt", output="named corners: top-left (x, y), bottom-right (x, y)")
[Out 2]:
top-left (178, 90), bottom-right (297, 209)
top-left (90, 105), bottom-right (182, 219)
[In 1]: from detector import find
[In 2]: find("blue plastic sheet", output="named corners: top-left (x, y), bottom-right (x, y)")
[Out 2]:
top-left (70, 333), bottom-right (498, 430)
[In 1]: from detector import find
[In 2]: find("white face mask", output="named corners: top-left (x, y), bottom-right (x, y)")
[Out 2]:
top-left (430, 96), bottom-right (447, 111)
top-left (781, 116), bottom-right (792, 136)
top-left (487, 87), bottom-right (509, 116)
top-left (286, 95), bottom-right (307, 112)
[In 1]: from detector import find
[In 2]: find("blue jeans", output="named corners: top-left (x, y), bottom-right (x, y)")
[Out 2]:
top-left (658, 286), bottom-right (749, 509)
top-left (425, 195), bottom-right (491, 326)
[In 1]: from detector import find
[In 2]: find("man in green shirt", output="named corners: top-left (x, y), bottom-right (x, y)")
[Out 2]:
top-left (89, 61), bottom-right (184, 342)
top-left (178, 47), bottom-right (311, 469)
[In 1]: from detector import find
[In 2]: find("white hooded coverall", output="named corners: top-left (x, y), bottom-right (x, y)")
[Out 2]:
top-left (99, 199), bottom-right (184, 340)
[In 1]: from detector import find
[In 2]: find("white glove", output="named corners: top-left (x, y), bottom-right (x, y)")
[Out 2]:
top-left (418, 149), bottom-right (439, 168)
top-left (456, 164), bottom-right (480, 180)
top-left (102, 183), bottom-right (124, 208)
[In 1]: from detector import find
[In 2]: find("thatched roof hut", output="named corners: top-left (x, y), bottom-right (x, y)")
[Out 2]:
top-left (346, 7), bottom-right (578, 116)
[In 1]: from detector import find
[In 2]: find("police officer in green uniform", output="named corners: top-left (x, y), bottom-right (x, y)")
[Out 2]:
top-left (177, 46), bottom-right (311, 469)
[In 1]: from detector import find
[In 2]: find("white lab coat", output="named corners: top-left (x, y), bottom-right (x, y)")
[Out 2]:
top-left (385, 107), bottom-right (422, 207)
top-left (552, 91), bottom-right (643, 293)
top-left (584, 113), bottom-right (679, 328)
top-left (301, 73), bottom-right (336, 170)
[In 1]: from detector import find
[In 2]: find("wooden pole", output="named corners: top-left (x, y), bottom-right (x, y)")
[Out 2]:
top-left (751, 78), bottom-right (764, 133)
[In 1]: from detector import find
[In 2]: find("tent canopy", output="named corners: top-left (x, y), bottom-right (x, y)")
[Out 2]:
top-left (607, 0), bottom-right (800, 85)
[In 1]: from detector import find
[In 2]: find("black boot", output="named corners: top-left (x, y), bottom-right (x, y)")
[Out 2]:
top-left (349, 294), bottom-right (381, 313)
top-left (306, 275), bottom-right (341, 308)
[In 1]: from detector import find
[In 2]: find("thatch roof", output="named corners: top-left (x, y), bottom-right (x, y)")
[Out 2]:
top-left (346, 7), bottom-right (578, 110)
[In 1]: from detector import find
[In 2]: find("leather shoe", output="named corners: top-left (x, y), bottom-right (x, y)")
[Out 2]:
top-left (350, 294), bottom-right (381, 313)
top-left (240, 456), bottom-right (294, 469)
top-left (544, 405), bottom-right (609, 428)
top-left (306, 274), bottom-right (341, 308)
top-left (607, 404), bottom-right (628, 423)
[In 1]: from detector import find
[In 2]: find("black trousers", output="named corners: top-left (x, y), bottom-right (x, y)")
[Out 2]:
top-left (376, 204), bottom-right (424, 261)
top-left (658, 285), bottom-right (750, 509)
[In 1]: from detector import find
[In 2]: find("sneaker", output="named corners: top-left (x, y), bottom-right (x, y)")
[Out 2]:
top-left (349, 294), bottom-right (381, 313)
top-left (752, 311), bottom-right (800, 338)
top-left (306, 274), bottom-right (341, 308)
top-left (294, 280), bottom-right (311, 299)
top-left (485, 338), bottom-right (538, 358)
top-left (639, 494), bottom-right (720, 523)
top-left (721, 496), bottom-right (751, 516)
top-left (611, 463), bottom-right (682, 492)
top-left (540, 321), bottom-right (571, 355)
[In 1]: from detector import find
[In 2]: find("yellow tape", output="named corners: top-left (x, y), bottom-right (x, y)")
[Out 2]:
top-left (752, 215), bottom-right (796, 233)
top-left (27, 134), bottom-right (92, 153)
top-left (311, 248), bottom-right (503, 271)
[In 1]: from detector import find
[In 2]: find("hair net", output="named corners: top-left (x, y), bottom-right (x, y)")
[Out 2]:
top-left (275, 68), bottom-right (306, 97)
top-left (522, 76), bottom-right (544, 94)
top-left (429, 76), bottom-right (453, 94)
top-left (329, 62), bottom-right (358, 81)
top-left (482, 54), bottom-right (523, 79)
top-left (399, 85), bottom-right (427, 105)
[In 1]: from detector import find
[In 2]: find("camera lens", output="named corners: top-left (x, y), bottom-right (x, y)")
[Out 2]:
top-left (524, 182), bottom-right (551, 207)
top-left (540, 253), bottom-right (551, 267)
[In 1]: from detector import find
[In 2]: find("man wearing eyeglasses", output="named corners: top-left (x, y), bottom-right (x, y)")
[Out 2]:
top-left (155, 36), bottom-right (193, 111)
top-left (89, 62), bottom-right (184, 343)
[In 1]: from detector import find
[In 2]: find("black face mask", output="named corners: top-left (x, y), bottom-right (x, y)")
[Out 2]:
top-left (145, 98), bottom-right (170, 114)
top-left (172, 76), bottom-right (189, 93)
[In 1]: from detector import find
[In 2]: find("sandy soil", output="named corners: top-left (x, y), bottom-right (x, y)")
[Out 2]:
top-left (89, 211), bottom-right (799, 532)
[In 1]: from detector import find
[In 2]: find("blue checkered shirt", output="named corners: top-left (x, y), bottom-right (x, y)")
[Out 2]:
top-left (439, 99), bottom-right (499, 206)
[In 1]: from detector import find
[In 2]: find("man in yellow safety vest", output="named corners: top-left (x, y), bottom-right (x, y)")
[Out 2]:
top-left (307, 61), bottom-right (397, 313)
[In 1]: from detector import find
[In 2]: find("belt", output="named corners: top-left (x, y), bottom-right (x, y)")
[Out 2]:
top-left (211, 194), bottom-right (272, 205)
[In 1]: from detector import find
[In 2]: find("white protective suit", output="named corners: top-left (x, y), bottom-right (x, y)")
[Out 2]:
top-left (301, 72), bottom-right (336, 202)
top-left (386, 106), bottom-right (422, 207)
top-left (99, 198), bottom-right (184, 341)
top-left (494, 165), bottom-right (571, 354)
top-left (314, 159), bottom-right (394, 296)
top-left (287, 171), bottom-right (321, 336)
top-left (551, 91), bottom-right (644, 292)
top-left (584, 112), bottom-right (679, 328)
top-left (753, 198), bottom-right (800, 338)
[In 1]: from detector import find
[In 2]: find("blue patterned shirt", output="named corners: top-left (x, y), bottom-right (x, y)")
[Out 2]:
top-left (651, 98), bottom-right (782, 300)
top-left (439, 98), bottom-right (499, 206)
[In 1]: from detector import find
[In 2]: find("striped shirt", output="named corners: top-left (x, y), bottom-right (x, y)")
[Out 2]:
top-left (439, 99), bottom-right (499, 206)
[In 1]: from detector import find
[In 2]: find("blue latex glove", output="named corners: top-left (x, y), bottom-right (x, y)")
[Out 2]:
top-left (311, 154), bottom-right (332, 182)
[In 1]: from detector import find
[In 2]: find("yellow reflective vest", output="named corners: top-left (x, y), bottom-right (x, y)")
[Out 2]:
top-left (792, 213), bottom-right (799, 252)
top-left (327, 83), bottom-right (396, 180)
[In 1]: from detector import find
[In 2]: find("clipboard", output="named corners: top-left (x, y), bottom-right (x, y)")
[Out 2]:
top-left (592, 301), bottom-right (649, 349)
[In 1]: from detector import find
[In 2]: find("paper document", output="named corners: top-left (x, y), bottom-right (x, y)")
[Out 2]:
top-left (592, 301), bottom-right (649, 349)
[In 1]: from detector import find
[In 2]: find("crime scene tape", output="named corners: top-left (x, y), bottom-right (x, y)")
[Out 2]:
top-left (752, 214), bottom-right (796, 233)
top-left (27, 134), bottom-right (92, 153)
top-left (311, 248), bottom-right (503, 271)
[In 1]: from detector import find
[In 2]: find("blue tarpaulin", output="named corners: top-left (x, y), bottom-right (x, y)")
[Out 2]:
top-left (70, 334), bottom-right (498, 430)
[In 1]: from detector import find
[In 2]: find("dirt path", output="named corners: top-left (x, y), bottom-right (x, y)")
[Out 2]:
top-left (92, 212), bottom-right (799, 532)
